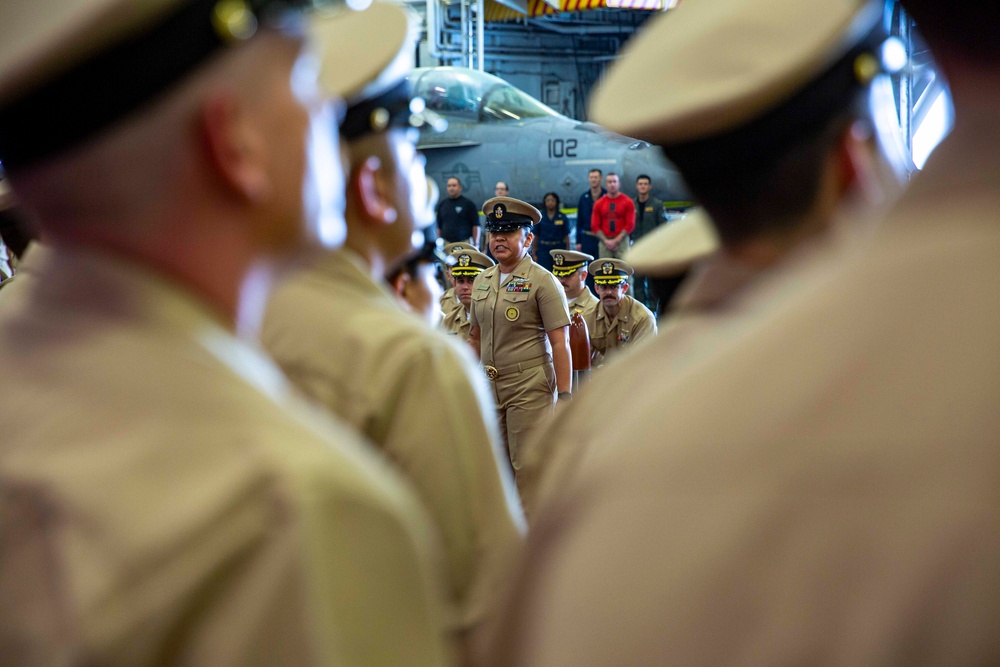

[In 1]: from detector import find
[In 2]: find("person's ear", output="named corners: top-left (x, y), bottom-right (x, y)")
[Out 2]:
top-left (834, 122), bottom-right (873, 198)
top-left (200, 91), bottom-right (271, 203)
top-left (351, 155), bottom-right (398, 226)
top-left (840, 120), bottom-right (904, 209)
top-left (622, 282), bottom-right (629, 294)
top-left (390, 270), bottom-right (409, 299)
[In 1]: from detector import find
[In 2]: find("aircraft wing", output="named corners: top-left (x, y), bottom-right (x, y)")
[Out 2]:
top-left (417, 139), bottom-right (483, 150)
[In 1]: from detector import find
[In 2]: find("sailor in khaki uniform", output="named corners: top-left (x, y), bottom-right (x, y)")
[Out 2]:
top-left (262, 5), bottom-right (523, 654)
top-left (489, 0), bottom-right (944, 663)
top-left (585, 258), bottom-right (656, 366)
top-left (440, 240), bottom-right (476, 321)
top-left (549, 249), bottom-right (598, 319)
top-left (0, 2), bottom-right (454, 665)
top-left (441, 248), bottom-right (493, 339)
top-left (468, 197), bottom-right (572, 485)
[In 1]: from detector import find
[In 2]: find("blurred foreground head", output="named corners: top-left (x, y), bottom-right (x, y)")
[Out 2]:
top-left (0, 0), bottom-right (377, 322)
top-left (591, 0), bottom-right (907, 251)
top-left (324, 2), bottom-right (442, 272)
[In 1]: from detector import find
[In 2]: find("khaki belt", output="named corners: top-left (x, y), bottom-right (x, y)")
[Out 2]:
top-left (484, 354), bottom-right (552, 380)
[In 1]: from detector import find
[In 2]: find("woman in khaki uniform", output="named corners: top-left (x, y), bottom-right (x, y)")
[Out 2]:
top-left (469, 197), bottom-right (572, 485)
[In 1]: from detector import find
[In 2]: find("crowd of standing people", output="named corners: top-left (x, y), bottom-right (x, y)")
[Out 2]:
top-left (2, 0), bottom-right (999, 664)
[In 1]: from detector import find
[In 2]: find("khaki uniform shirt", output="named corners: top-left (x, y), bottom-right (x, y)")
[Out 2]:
top-left (584, 294), bottom-right (657, 366)
top-left (441, 304), bottom-right (472, 339)
top-left (262, 249), bottom-right (524, 634)
top-left (440, 287), bottom-right (462, 323)
top-left (470, 254), bottom-right (570, 370)
top-left (0, 247), bottom-right (453, 666)
top-left (491, 110), bottom-right (1000, 665)
top-left (567, 288), bottom-right (599, 319)
top-left (520, 252), bottom-right (760, 517)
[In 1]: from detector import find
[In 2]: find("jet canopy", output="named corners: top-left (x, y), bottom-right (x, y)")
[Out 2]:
top-left (410, 67), bottom-right (564, 123)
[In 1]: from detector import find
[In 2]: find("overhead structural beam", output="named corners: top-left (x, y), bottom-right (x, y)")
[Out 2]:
top-left (490, 0), bottom-right (528, 13)
top-left (477, 0), bottom-right (485, 70)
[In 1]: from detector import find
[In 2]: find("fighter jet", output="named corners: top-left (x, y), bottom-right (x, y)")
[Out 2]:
top-left (408, 66), bottom-right (693, 209)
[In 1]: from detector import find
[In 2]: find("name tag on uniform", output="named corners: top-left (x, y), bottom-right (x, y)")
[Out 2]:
top-left (645, 206), bottom-right (654, 213)
top-left (477, 283), bottom-right (491, 291)
top-left (506, 280), bottom-right (531, 293)
top-left (555, 219), bottom-right (564, 226)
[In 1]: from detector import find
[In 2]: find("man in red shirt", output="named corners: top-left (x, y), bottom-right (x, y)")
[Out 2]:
top-left (590, 172), bottom-right (636, 259)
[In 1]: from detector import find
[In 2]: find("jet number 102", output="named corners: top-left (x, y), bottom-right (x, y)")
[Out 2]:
top-left (547, 138), bottom-right (578, 159)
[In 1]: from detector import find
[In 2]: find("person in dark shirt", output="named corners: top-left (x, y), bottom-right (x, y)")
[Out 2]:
top-left (576, 169), bottom-right (604, 258)
top-left (631, 173), bottom-right (667, 310)
top-left (576, 169), bottom-right (605, 292)
top-left (436, 176), bottom-right (480, 245)
top-left (532, 192), bottom-right (570, 272)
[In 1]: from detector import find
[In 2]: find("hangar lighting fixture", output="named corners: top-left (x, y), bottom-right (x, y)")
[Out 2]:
top-left (911, 89), bottom-right (952, 170)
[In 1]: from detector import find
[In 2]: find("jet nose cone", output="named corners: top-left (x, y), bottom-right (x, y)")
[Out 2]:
top-left (621, 143), bottom-right (692, 206)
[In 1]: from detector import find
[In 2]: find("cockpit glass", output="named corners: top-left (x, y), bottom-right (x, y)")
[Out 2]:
top-left (410, 67), bottom-right (563, 123)
top-left (413, 70), bottom-right (481, 118)
top-left (481, 84), bottom-right (561, 122)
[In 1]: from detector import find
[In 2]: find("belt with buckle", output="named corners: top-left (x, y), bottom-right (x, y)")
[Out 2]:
top-left (483, 354), bottom-right (551, 381)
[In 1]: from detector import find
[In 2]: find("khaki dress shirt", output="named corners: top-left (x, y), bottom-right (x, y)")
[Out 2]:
top-left (0, 247), bottom-right (453, 666)
top-left (519, 251), bottom-right (765, 517)
top-left (262, 249), bottom-right (524, 635)
top-left (470, 254), bottom-right (570, 371)
top-left (567, 288), bottom-right (599, 319)
top-left (440, 287), bottom-right (462, 323)
top-left (441, 304), bottom-right (472, 339)
top-left (491, 110), bottom-right (1000, 665)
